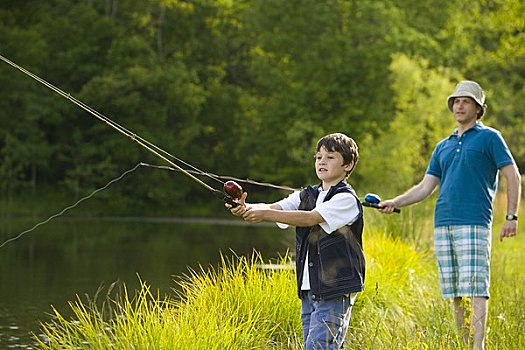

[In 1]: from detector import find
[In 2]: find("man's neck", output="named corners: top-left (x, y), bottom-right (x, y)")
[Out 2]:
top-left (457, 120), bottom-right (478, 136)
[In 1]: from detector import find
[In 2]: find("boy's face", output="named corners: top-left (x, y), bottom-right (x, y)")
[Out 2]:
top-left (315, 146), bottom-right (353, 189)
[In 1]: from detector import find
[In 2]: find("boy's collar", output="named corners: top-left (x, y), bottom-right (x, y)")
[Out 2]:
top-left (317, 180), bottom-right (348, 192)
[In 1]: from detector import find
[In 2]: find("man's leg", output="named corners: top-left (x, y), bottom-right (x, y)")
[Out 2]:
top-left (472, 297), bottom-right (488, 350)
top-left (452, 225), bottom-right (491, 349)
top-left (453, 297), bottom-right (488, 350)
top-left (453, 297), bottom-right (470, 344)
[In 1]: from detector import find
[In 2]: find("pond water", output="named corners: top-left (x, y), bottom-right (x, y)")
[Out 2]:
top-left (0, 217), bottom-right (294, 348)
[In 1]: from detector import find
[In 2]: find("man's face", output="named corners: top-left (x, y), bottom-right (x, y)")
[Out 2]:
top-left (452, 97), bottom-right (481, 124)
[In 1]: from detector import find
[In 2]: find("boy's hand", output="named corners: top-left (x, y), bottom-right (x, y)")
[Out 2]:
top-left (242, 206), bottom-right (265, 223)
top-left (226, 192), bottom-right (248, 216)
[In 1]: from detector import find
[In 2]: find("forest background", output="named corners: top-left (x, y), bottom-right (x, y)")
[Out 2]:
top-left (1, 0), bottom-right (524, 217)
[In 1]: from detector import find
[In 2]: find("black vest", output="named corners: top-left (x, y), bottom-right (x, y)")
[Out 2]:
top-left (296, 181), bottom-right (365, 300)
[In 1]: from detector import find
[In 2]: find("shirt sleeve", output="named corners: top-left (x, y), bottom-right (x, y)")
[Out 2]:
top-left (314, 192), bottom-right (360, 234)
top-left (426, 143), bottom-right (442, 178)
top-left (275, 190), bottom-right (301, 210)
top-left (274, 191), bottom-right (301, 229)
top-left (490, 131), bottom-right (515, 168)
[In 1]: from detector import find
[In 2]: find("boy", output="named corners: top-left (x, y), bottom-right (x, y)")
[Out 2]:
top-left (228, 132), bottom-right (364, 350)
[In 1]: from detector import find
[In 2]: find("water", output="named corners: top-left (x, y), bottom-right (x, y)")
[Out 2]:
top-left (0, 217), bottom-right (294, 348)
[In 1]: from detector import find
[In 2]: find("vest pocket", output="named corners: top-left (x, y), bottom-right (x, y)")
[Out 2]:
top-left (317, 233), bottom-right (358, 286)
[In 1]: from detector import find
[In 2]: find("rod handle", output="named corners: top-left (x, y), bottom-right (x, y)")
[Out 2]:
top-left (223, 196), bottom-right (239, 208)
top-left (362, 201), bottom-right (401, 213)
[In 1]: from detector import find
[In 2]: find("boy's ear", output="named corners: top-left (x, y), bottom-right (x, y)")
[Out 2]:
top-left (344, 161), bottom-right (354, 172)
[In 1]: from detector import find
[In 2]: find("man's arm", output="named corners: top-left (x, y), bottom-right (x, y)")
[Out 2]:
top-left (499, 163), bottom-right (521, 241)
top-left (379, 174), bottom-right (440, 213)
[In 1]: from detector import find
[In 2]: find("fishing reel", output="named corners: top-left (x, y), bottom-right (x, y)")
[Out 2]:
top-left (362, 193), bottom-right (400, 213)
top-left (223, 180), bottom-right (243, 208)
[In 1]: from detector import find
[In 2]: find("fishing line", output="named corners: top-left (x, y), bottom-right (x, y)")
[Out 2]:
top-left (0, 54), bottom-right (222, 194)
top-left (0, 162), bottom-right (297, 248)
top-left (0, 54), bottom-right (297, 195)
top-left (140, 163), bottom-right (298, 192)
top-left (0, 54), bottom-right (301, 248)
top-left (0, 162), bottom-right (144, 249)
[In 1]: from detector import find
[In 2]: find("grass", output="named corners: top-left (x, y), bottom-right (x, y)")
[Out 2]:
top-left (485, 223), bottom-right (525, 349)
top-left (347, 229), bottom-right (465, 349)
top-left (37, 254), bottom-right (302, 350)
top-left (36, 199), bottom-right (525, 349)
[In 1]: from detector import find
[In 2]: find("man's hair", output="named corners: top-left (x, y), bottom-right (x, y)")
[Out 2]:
top-left (316, 132), bottom-right (359, 175)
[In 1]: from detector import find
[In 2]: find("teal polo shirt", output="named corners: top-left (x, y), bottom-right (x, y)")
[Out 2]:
top-left (426, 122), bottom-right (515, 227)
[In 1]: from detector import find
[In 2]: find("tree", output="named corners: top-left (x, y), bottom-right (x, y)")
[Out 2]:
top-left (357, 54), bottom-right (455, 196)
top-left (231, 0), bottom-right (406, 189)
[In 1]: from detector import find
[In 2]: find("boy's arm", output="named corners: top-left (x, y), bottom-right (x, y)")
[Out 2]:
top-left (228, 190), bottom-right (324, 227)
top-left (242, 206), bottom-right (324, 227)
top-left (227, 192), bottom-right (285, 217)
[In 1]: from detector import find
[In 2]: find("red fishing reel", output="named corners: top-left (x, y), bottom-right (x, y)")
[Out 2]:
top-left (223, 180), bottom-right (243, 207)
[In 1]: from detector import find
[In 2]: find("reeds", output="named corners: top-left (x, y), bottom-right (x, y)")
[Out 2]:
top-left (347, 230), bottom-right (464, 349)
top-left (37, 253), bottom-right (302, 350)
top-left (36, 203), bottom-right (525, 349)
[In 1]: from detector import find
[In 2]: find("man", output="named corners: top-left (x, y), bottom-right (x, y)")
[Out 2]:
top-left (379, 80), bottom-right (521, 350)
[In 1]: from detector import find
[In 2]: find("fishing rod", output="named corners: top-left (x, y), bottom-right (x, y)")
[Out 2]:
top-left (0, 54), bottom-right (397, 248)
top-left (0, 53), bottom-right (243, 205)
top-left (140, 163), bottom-right (298, 192)
top-left (0, 161), bottom-right (298, 249)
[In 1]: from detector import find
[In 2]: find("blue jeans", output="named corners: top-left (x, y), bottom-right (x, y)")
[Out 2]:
top-left (301, 291), bottom-right (356, 350)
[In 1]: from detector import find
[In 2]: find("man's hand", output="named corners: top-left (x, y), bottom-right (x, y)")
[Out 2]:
top-left (377, 199), bottom-right (397, 214)
top-left (500, 220), bottom-right (518, 241)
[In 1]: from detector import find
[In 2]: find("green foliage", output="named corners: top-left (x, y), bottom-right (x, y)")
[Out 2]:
top-left (0, 0), bottom-right (523, 214)
top-left (37, 254), bottom-right (303, 350)
top-left (357, 54), bottom-right (455, 196)
top-left (237, 0), bottom-right (401, 187)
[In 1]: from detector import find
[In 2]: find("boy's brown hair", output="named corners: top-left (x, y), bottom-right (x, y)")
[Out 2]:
top-left (316, 132), bottom-right (359, 175)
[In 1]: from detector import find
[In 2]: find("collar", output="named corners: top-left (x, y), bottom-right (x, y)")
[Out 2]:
top-left (449, 121), bottom-right (484, 139)
top-left (316, 180), bottom-right (348, 192)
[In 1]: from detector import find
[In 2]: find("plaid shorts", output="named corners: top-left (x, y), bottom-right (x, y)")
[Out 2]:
top-left (434, 225), bottom-right (491, 299)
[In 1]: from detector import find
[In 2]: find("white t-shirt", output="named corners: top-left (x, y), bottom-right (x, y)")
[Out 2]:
top-left (275, 187), bottom-right (360, 290)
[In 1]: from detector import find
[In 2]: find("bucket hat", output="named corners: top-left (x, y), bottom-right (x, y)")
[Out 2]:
top-left (447, 80), bottom-right (486, 117)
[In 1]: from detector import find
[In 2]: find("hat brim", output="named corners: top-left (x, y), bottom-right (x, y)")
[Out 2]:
top-left (447, 92), bottom-right (485, 117)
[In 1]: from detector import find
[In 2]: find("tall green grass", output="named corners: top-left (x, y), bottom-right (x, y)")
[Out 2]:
top-left (37, 254), bottom-right (303, 350)
top-left (36, 199), bottom-right (525, 349)
top-left (485, 219), bottom-right (525, 350)
top-left (347, 229), bottom-right (465, 349)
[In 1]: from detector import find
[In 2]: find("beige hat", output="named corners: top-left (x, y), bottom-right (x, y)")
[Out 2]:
top-left (447, 80), bottom-right (487, 117)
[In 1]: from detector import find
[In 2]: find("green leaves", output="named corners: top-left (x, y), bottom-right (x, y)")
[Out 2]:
top-left (0, 0), bottom-right (523, 214)
top-left (358, 54), bottom-right (455, 196)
